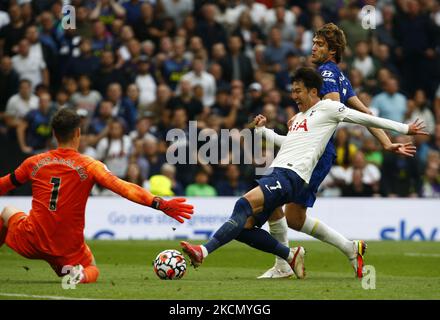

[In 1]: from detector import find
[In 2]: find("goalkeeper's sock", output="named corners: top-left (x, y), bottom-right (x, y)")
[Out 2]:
top-left (0, 218), bottom-right (6, 247)
top-left (268, 217), bottom-right (291, 270)
top-left (204, 197), bottom-right (252, 254)
top-left (82, 265), bottom-right (100, 284)
top-left (236, 228), bottom-right (290, 260)
top-left (301, 216), bottom-right (353, 258)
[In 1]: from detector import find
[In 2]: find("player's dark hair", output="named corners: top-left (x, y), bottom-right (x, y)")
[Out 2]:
top-left (292, 67), bottom-right (323, 93)
top-left (315, 23), bottom-right (347, 63)
top-left (51, 108), bottom-right (81, 143)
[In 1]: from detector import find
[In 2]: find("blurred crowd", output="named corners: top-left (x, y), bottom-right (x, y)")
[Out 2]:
top-left (0, 0), bottom-right (440, 198)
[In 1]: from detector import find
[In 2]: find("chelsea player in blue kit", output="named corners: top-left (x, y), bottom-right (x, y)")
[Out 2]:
top-left (260, 23), bottom-right (417, 279)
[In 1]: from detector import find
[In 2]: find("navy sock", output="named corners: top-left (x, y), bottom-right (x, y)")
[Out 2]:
top-left (236, 228), bottom-right (290, 260)
top-left (204, 197), bottom-right (253, 254)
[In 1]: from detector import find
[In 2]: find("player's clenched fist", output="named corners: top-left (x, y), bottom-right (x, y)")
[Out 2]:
top-left (253, 114), bottom-right (267, 127)
top-left (152, 197), bottom-right (194, 223)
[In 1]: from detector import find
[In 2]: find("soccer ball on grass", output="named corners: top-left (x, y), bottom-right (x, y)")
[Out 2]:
top-left (153, 249), bottom-right (187, 280)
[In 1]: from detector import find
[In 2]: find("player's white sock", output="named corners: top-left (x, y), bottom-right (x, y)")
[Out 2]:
top-left (201, 245), bottom-right (209, 258)
top-left (269, 217), bottom-right (291, 270)
top-left (301, 216), bottom-right (353, 258)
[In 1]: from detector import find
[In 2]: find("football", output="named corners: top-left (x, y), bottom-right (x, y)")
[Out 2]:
top-left (153, 249), bottom-right (187, 280)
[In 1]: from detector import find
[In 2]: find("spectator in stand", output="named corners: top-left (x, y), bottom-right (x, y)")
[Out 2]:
top-left (72, 6), bottom-right (94, 39)
top-left (265, 5), bottom-right (296, 42)
top-left (88, 100), bottom-right (114, 146)
top-left (374, 43), bottom-right (398, 78)
top-left (96, 117), bottom-right (132, 178)
top-left (263, 26), bottom-right (296, 73)
top-left (335, 127), bottom-right (358, 168)
top-left (12, 38), bottom-right (49, 90)
top-left (393, 0), bottom-right (438, 97)
top-left (0, 3), bottom-right (26, 56)
top-left (168, 78), bottom-right (204, 121)
top-left (89, 0), bottom-right (126, 27)
top-left (105, 82), bottom-right (137, 132)
top-left (139, 135), bottom-right (167, 179)
top-left (90, 19), bottom-right (114, 55)
top-left (125, 83), bottom-right (140, 109)
top-left (180, 57), bottom-right (216, 108)
top-left (195, 3), bottom-right (227, 54)
top-left (70, 74), bottom-right (103, 118)
top-left (135, 55), bottom-right (157, 108)
top-left (265, 0), bottom-right (296, 27)
top-left (381, 135), bottom-right (422, 197)
top-left (0, 56), bottom-right (19, 113)
top-left (24, 24), bottom-right (58, 85)
top-left (65, 38), bottom-right (100, 79)
top-left (133, 2), bottom-right (164, 46)
top-left (342, 151), bottom-right (381, 197)
top-left (275, 51), bottom-right (301, 95)
top-left (215, 164), bottom-right (249, 196)
top-left (211, 88), bottom-right (240, 129)
top-left (141, 84), bottom-right (172, 126)
top-left (351, 40), bottom-right (376, 80)
top-left (338, 3), bottom-right (370, 55)
top-left (125, 162), bottom-right (146, 188)
top-left (4, 79), bottom-right (39, 130)
top-left (231, 9), bottom-right (265, 58)
top-left (210, 42), bottom-right (227, 65)
top-left (148, 163), bottom-right (184, 196)
top-left (220, 35), bottom-right (254, 87)
top-left (362, 136), bottom-right (383, 168)
top-left (406, 89), bottom-right (436, 135)
top-left (348, 68), bottom-right (365, 95)
top-left (420, 157), bottom-right (440, 197)
top-left (160, 0), bottom-right (193, 28)
top-left (372, 4), bottom-right (397, 50)
top-left (122, 0), bottom-right (144, 27)
top-left (371, 76), bottom-right (407, 123)
top-left (92, 50), bottom-right (127, 96)
top-left (209, 62), bottom-right (229, 93)
top-left (161, 37), bottom-right (191, 91)
top-left (185, 169), bottom-right (217, 196)
top-left (16, 92), bottom-right (55, 154)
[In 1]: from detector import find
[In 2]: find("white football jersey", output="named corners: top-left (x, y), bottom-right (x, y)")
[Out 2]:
top-left (259, 99), bottom-right (409, 183)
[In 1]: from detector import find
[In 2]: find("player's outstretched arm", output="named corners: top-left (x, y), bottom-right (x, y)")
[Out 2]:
top-left (347, 96), bottom-right (417, 157)
top-left (252, 114), bottom-right (287, 147)
top-left (0, 158), bottom-right (31, 196)
top-left (342, 108), bottom-right (429, 136)
top-left (0, 174), bottom-right (19, 196)
top-left (91, 161), bottom-right (194, 223)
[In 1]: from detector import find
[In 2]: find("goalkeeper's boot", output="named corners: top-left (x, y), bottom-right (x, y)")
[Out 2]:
top-left (350, 240), bottom-right (367, 278)
top-left (289, 246), bottom-right (306, 279)
top-left (180, 241), bottom-right (204, 268)
top-left (257, 266), bottom-right (294, 279)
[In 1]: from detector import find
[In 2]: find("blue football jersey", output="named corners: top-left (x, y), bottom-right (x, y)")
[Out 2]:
top-left (318, 61), bottom-right (355, 104)
top-left (296, 61), bottom-right (356, 207)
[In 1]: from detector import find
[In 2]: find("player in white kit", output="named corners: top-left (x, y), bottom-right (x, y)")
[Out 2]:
top-left (180, 68), bottom-right (428, 277)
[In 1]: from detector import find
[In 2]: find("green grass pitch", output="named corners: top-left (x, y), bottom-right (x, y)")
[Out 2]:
top-left (1, 240), bottom-right (439, 300)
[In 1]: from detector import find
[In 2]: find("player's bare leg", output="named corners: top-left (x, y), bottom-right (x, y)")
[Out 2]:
top-left (257, 207), bottom-right (294, 279)
top-left (181, 187), bottom-right (306, 278)
top-left (0, 206), bottom-right (26, 247)
top-left (285, 203), bottom-right (367, 278)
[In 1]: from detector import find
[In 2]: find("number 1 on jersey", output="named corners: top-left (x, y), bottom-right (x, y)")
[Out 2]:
top-left (49, 177), bottom-right (61, 211)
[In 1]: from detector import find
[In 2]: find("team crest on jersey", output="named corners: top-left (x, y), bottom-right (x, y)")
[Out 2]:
top-left (321, 70), bottom-right (334, 78)
top-left (290, 119), bottom-right (309, 132)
